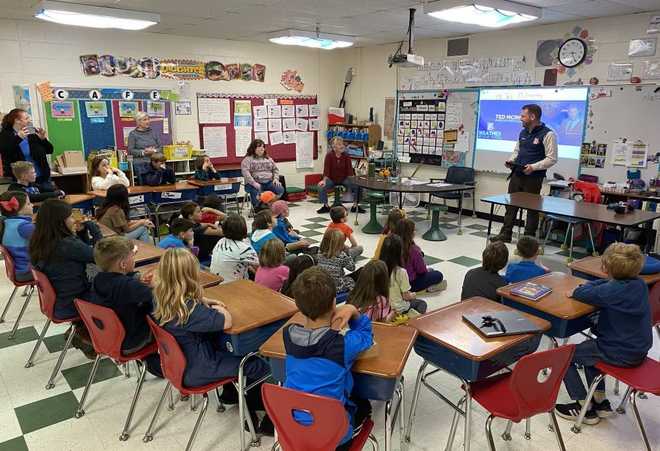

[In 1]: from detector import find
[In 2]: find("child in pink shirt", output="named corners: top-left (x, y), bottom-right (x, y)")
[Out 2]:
top-left (348, 260), bottom-right (395, 322)
top-left (255, 239), bottom-right (290, 292)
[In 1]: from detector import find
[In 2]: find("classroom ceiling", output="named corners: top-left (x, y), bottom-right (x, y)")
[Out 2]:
top-left (1, 1), bottom-right (660, 46)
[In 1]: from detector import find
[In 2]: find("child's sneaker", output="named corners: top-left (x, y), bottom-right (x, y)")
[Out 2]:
top-left (555, 402), bottom-right (600, 425)
top-left (427, 280), bottom-right (448, 293)
top-left (391, 313), bottom-right (410, 326)
top-left (592, 399), bottom-right (614, 418)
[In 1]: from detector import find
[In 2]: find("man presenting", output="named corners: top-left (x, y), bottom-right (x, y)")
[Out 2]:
top-left (490, 104), bottom-right (557, 243)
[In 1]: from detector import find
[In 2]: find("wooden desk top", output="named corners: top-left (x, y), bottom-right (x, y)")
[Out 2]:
top-left (133, 240), bottom-right (165, 265)
top-left (569, 256), bottom-right (660, 285)
top-left (497, 272), bottom-right (597, 320)
top-left (138, 262), bottom-right (222, 288)
top-left (481, 192), bottom-right (660, 227)
top-left (348, 176), bottom-right (472, 194)
top-left (260, 312), bottom-right (418, 379)
top-left (91, 186), bottom-right (153, 198)
top-left (408, 297), bottom-right (550, 362)
top-left (65, 194), bottom-right (96, 204)
top-left (203, 280), bottom-right (298, 335)
top-left (151, 182), bottom-right (198, 192)
top-left (98, 222), bottom-right (117, 238)
top-left (187, 178), bottom-right (242, 187)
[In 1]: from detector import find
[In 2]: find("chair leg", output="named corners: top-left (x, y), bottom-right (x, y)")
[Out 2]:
top-left (549, 411), bottom-right (567, 451)
top-left (629, 390), bottom-right (652, 451)
top-left (215, 387), bottom-right (225, 413)
top-left (446, 395), bottom-right (466, 451)
top-left (501, 420), bottom-right (513, 441)
top-left (120, 360), bottom-right (148, 441)
top-left (561, 224), bottom-right (570, 250)
top-left (8, 287), bottom-right (33, 339)
top-left (571, 373), bottom-right (605, 433)
top-left (185, 393), bottom-right (209, 451)
top-left (405, 360), bottom-right (428, 442)
top-left (45, 323), bottom-right (77, 389)
top-left (586, 223), bottom-right (598, 256)
top-left (524, 417), bottom-right (531, 440)
top-left (567, 224), bottom-right (575, 263)
top-left (143, 382), bottom-right (172, 443)
top-left (368, 434), bottom-right (379, 451)
top-left (75, 354), bottom-right (102, 418)
top-left (25, 319), bottom-right (51, 368)
top-left (616, 385), bottom-right (633, 414)
top-left (484, 414), bottom-right (497, 451)
top-left (614, 379), bottom-right (620, 395)
top-left (0, 286), bottom-right (18, 323)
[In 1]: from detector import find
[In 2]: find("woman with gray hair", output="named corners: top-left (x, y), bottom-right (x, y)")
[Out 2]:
top-left (127, 112), bottom-right (161, 174)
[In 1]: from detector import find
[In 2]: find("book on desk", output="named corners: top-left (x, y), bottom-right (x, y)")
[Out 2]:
top-left (510, 282), bottom-right (552, 301)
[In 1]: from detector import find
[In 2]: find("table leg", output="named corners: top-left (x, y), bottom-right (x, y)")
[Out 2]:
top-left (405, 361), bottom-right (428, 443)
top-left (486, 203), bottom-right (494, 244)
top-left (457, 196), bottom-right (463, 235)
top-left (462, 381), bottom-right (472, 451)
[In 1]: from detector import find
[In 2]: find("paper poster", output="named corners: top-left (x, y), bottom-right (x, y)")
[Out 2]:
top-left (613, 141), bottom-right (628, 166)
top-left (454, 131), bottom-right (470, 153)
top-left (253, 105), bottom-right (267, 119)
top-left (197, 97), bottom-right (230, 124)
top-left (283, 131), bottom-right (296, 144)
top-left (309, 104), bottom-right (320, 116)
top-left (268, 105), bottom-right (282, 118)
top-left (51, 101), bottom-right (75, 118)
top-left (281, 105), bottom-right (295, 118)
top-left (282, 118), bottom-right (296, 131)
top-left (268, 119), bottom-right (282, 132)
top-left (12, 86), bottom-right (32, 115)
top-left (255, 131), bottom-right (269, 144)
top-left (122, 127), bottom-right (135, 146)
top-left (234, 99), bottom-right (252, 127)
top-left (445, 103), bottom-right (462, 129)
top-left (163, 118), bottom-right (170, 134)
top-left (119, 101), bottom-right (139, 118)
top-left (175, 101), bottom-right (192, 115)
top-left (270, 131), bottom-right (283, 145)
top-left (628, 142), bottom-right (648, 168)
top-left (295, 104), bottom-right (309, 117)
top-left (607, 63), bottom-right (633, 81)
top-left (254, 118), bottom-right (267, 132)
top-left (202, 126), bottom-right (227, 158)
top-left (295, 131), bottom-right (314, 169)
top-left (296, 118), bottom-right (308, 131)
top-left (309, 118), bottom-right (320, 131)
top-left (235, 127), bottom-right (253, 157)
top-left (85, 101), bottom-right (107, 118)
top-left (263, 98), bottom-right (278, 107)
top-left (147, 101), bottom-right (166, 117)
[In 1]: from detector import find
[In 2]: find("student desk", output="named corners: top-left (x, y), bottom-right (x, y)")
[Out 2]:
top-left (97, 222), bottom-right (117, 238)
top-left (496, 272), bottom-right (598, 339)
top-left (137, 262), bottom-right (223, 288)
top-left (132, 240), bottom-right (165, 266)
top-left (406, 297), bottom-right (550, 451)
top-left (260, 313), bottom-right (418, 451)
top-left (569, 255), bottom-right (660, 285)
top-left (203, 280), bottom-right (298, 450)
top-left (150, 182), bottom-right (198, 204)
top-left (91, 186), bottom-right (154, 207)
top-left (187, 178), bottom-right (242, 196)
top-left (64, 194), bottom-right (96, 212)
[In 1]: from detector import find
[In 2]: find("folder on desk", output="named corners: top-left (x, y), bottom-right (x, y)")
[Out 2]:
top-left (462, 312), bottom-right (543, 338)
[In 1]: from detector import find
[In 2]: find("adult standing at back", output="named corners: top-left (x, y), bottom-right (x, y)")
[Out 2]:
top-left (0, 108), bottom-right (55, 190)
top-left (316, 136), bottom-right (364, 214)
top-left (490, 104), bottom-right (557, 243)
top-left (241, 138), bottom-right (284, 207)
top-left (127, 112), bottom-right (161, 175)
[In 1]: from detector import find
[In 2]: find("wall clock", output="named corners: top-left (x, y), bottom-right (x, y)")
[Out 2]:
top-left (558, 38), bottom-right (587, 68)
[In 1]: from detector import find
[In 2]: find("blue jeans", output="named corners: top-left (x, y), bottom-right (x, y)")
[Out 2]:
top-left (318, 178), bottom-right (359, 206)
top-left (410, 270), bottom-right (444, 292)
top-left (244, 180), bottom-right (284, 207)
top-left (563, 339), bottom-right (607, 401)
top-left (125, 225), bottom-right (151, 243)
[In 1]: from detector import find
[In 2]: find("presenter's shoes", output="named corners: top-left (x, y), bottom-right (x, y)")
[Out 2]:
top-left (316, 205), bottom-right (331, 214)
top-left (489, 233), bottom-right (512, 243)
top-left (350, 205), bottom-right (366, 214)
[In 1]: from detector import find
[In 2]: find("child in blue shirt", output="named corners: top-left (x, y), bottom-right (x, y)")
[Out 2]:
top-left (8, 161), bottom-right (64, 202)
top-left (250, 210), bottom-right (279, 254)
top-left (270, 200), bottom-right (313, 254)
top-left (555, 243), bottom-right (652, 425)
top-left (0, 191), bottom-right (35, 281)
top-left (193, 155), bottom-right (220, 181)
top-left (159, 218), bottom-right (197, 255)
top-left (504, 236), bottom-right (548, 283)
top-left (284, 266), bottom-right (373, 450)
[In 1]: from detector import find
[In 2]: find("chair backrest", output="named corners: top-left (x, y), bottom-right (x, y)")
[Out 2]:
top-left (31, 269), bottom-right (57, 319)
top-left (74, 299), bottom-right (126, 359)
top-left (261, 383), bottom-right (349, 451)
top-left (445, 166), bottom-right (475, 185)
top-left (146, 316), bottom-right (186, 391)
top-left (0, 244), bottom-right (18, 284)
top-left (509, 344), bottom-right (575, 417)
top-left (648, 281), bottom-right (660, 327)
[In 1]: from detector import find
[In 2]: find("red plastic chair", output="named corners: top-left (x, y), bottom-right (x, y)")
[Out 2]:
top-left (261, 383), bottom-right (378, 451)
top-left (24, 269), bottom-right (81, 390)
top-left (453, 345), bottom-right (575, 451)
top-left (73, 299), bottom-right (157, 440)
top-left (0, 245), bottom-right (35, 338)
top-left (143, 316), bottom-right (236, 451)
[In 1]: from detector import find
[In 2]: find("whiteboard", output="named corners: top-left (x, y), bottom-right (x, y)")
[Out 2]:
top-left (581, 85), bottom-right (660, 183)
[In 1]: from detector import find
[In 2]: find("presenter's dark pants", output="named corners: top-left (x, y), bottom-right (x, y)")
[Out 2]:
top-left (501, 173), bottom-right (544, 238)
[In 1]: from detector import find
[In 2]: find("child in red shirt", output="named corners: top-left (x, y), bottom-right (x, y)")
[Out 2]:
top-left (327, 205), bottom-right (363, 259)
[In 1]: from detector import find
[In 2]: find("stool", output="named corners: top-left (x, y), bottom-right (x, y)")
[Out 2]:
top-left (422, 204), bottom-right (448, 241)
top-left (362, 191), bottom-right (384, 234)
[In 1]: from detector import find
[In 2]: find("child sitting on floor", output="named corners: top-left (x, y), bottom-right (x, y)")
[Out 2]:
top-left (281, 254), bottom-right (316, 297)
top-left (210, 214), bottom-right (258, 283)
top-left (348, 260), bottom-right (394, 322)
top-left (8, 161), bottom-right (64, 202)
top-left (327, 205), bottom-right (363, 259)
top-left (199, 194), bottom-right (225, 224)
top-left (271, 200), bottom-right (313, 254)
top-left (461, 241), bottom-right (509, 301)
top-left (250, 210), bottom-right (279, 254)
top-left (394, 218), bottom-right (446, 293)
top-left (255, 239), bottom-right (289, 292)
top-left (504, 236), bottom-right (548, 283)
top-left (0, 191), bottom-right (34, 281)
top-left (179, 201), bottom-right (223, 262)
top-left (317, 228), bottom-right (357, 297)
top-left (141, 152), bottom-right (175, 186)
top-left (373, 208), bottom-right (405, 260)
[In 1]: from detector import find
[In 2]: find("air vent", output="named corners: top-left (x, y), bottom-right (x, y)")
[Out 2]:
top-left (447, 37), bottom-right (469, 56)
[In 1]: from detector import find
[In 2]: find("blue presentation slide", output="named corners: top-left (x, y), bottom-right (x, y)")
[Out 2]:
top-left (476, 88), bottom-right (589, 159)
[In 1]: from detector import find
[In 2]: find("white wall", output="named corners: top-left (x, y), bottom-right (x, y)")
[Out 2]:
top-left (0, 18), bottom-right (350, 187)
top-left (339, 12), bottom-right (660, 212)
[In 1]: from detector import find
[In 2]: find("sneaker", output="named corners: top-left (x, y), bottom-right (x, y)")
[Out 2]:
top-left (218, 385), bottom-right (239, 405)
top-left (489, 234), bottom-right (512, 243)
top-left (555, 402), bottom-right (600, 425)
top-left (258, 415), bottom-right (275, 436)
top-left (350, 205), bottom-right (366, 214)
top-left (316, 205), bottom-right (331, 214)
top-left (592, 399), bottom-right (614, 418)
top-left (427, 280), bottom-right (448, 293)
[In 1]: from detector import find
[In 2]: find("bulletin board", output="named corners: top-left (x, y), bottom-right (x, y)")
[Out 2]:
top-left (41, 87), bottom-right (175, 157)
top-left (197, 93), bottom-right (319, 165)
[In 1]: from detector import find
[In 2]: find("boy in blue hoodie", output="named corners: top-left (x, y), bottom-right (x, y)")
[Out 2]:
top-left (555, 243), bottom-right (652, 425)
top-left (284, 266), bottom-right (373, 450)
top-left (504, 235), bottom-right (548, 283)
top-left (159, 218), bottom-right (197, 255)
top-left (0, 191), bottom-right (34, 281)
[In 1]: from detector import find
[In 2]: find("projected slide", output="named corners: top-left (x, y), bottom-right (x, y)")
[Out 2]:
top-left (476, 88), bottom-right (589, 159)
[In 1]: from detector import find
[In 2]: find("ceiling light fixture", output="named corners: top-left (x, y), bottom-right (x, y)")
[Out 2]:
top-left (35, 1), bottom-right (160, 31)
top-left (268, 28), bottom-right (353, 50)
top-left (426, 0), bottom-right (540, 28)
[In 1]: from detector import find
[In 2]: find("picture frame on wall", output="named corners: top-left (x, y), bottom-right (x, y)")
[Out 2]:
top-left (175, 101), bottom-right (192, 115)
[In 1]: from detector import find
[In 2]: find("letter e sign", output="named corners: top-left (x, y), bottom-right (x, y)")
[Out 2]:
top-left (150, 90), bottom-right (161, 101)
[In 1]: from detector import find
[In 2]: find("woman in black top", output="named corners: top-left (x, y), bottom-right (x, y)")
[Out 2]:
top-left (0, 108), bottom-right (54, 189)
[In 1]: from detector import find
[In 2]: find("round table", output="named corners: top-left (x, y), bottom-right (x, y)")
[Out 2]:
top-left (348, 176), bottom-right (474, 241)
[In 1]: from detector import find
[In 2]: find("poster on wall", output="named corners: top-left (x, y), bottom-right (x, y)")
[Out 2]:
top-left (203, 126), bottom-right (228, 158)
top-left (235, 128), bottom-right (252, 157)
top-left (197, 97), bottom-right (230, 124)
top-left (119, 101), bottom-right (139, 118)
top-left (51, 101), bottom-right (75, 118)
top-left (147, 101), bottom-right (166, 117)
top-left (85, 101), bottom-right (108, 118)
top-left (234, 100), bottom-right (252, 127)
top-left (295, 131), bottom-right (314, 169)
top-left (12, 86), bottom-right (32, 115)
top-left (174, 101), bottom-right (192, 115)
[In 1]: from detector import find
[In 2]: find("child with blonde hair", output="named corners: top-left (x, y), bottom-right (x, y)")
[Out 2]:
top-left (317, 228), bottom-right (356, 295)
top-left (255, 239), bottom-right (289, 292)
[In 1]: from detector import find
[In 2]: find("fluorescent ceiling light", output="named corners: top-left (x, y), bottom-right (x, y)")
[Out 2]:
top-left (269, 30), bottom-right (353, 50)
top-left (427, 0), bottom-right (540, 28)
top-left (35, 1), bottom-right (159, 30)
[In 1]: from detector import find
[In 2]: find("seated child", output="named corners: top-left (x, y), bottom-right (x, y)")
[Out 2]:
top-left (141, 153), bottom-right (175, 186)
top-left (255, 239), bottom-right (289, 292)
top-left (283, 266), bottom-right (373, 450)
top-left (180, 201), bottom-right (224, 262)
top-left (255, 191), bottom-right (276, 213)
top-left (373, 208), bottom-right (405, 260)
top-left (8, 161), bottom-right (64, 202)
top-left (0, 191), bottom-right (35, 281)
top-left (461, 242), bottom-right (509, 301)
top-left (555, 243), bottom-right (652, 425)
top-left (158, 218), bottom-right (197, 254)
top-left (327, 206), bottom-right (363, 259)
top-left (250, 210), bottom-right (279, 254)
top-left (271, 200), bottom-right (312, 253)
top-left (348, 260), bottom-right (394, 322)
top-left (210, 214), bottom-right (258, 283)
top-left (193, 155), bottom-right (220, 181)
top-left (379, 235), bottom-right (427, 319)
top-left (199, 194), bottom-right (224, 224)
top-left (504, 236), bottom-right (548, 284)
top-left (317, 229), bottom-right (356, 295)
top-left (153, 248), bottom-right (272, 433)
top-left (281, 254), bottom-right (316, 297)
top-left (96, 184), bottom-right (154, 243)
top-left (89, 155), bottom-right (129, 190)
top-left (394, 218), bottom-right (445, 293)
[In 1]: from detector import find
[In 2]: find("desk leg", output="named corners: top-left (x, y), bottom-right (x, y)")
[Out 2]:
top-left (486, 203), bottom-right (494, 244)
top-left (405, 361), bottom-right (428, 443)
top-left (457, 196), bottom-right (463, 235)
top-left (384, 377), bottom-right (405, 451)
top-left (462, 382), bottom-right (472, 451)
